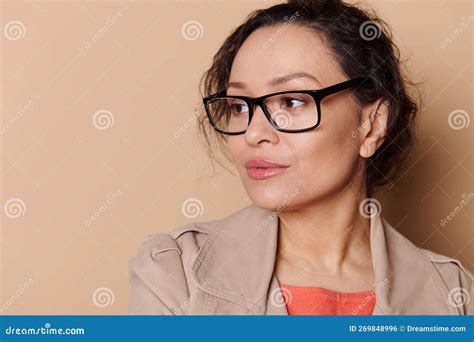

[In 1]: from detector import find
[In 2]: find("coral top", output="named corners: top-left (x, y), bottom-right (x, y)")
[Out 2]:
top-left (280, 284), bottom-right (376, 315)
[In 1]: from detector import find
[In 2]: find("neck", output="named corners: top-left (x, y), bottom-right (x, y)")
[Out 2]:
top-left (277, 181), bottom-right (372, 276)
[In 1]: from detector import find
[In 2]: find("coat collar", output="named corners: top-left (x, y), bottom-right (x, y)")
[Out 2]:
top-left (192, 204), bottom-right (456, 315)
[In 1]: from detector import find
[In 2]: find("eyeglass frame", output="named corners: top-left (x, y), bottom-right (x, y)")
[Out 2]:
top-left (202, 76), bottom-right (370, 135)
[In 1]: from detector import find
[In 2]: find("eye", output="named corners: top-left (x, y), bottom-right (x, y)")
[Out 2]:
top-left (228, 101), bottom-right (249, 115)
top-left (281, 96), bottom-right (306, 108)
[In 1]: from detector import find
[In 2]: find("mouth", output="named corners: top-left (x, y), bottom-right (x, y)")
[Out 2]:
top-left (244, 159), bottom-right (290, 181)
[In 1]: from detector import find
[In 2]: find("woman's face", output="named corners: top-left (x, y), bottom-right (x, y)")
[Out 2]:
top-left (226, 25), bottom-right (371, 210)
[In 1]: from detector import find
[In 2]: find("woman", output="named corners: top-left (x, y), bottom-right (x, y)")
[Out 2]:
top-left (129, 0), bottom-right (472, 315)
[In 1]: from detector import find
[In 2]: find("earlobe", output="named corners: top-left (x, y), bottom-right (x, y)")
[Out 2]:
top-left (359, 99), bottom-right (389, 159)
top-left (359, 144), bottom-right (372, 158)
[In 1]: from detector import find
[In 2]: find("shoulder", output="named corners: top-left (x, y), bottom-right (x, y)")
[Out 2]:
top-left (421, 248), bottom-right (473, 314)
top-left (128, 219), bottom-right (219, 314)
top-left (134, 203), bottom-right (262, 257)
top-left (421, 248), bottom-right (473, 284)
top-left (383, 216), bottom-right (472, 287)
top-left (130, 219), bottom-right (218, 268)
top-left (129, 204), bottom-right (262, 276)
top-left (148, 217), bottom-right (218, 248)
top-left (381, 216), bottom-right (472, 314)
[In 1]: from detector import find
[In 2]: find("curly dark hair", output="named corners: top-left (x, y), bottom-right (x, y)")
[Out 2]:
top-left (198, 0), bottom-right (419, 197)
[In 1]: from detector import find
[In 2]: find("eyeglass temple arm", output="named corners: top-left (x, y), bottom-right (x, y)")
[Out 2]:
top-left (315, 77), bottom-right (370, 100)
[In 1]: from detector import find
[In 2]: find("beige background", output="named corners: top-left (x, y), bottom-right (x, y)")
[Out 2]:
top-left (1, 0), bottom-right (472, 314)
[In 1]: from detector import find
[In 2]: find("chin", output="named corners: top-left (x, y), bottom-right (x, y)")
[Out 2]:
top-left (246, 185), bottom-right (302, 211)
top-left (249, 198), bottom-right (280, 211)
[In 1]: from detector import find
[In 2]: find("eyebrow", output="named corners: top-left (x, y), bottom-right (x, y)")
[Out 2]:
top-left (227, 72), bottom-right (322, 89)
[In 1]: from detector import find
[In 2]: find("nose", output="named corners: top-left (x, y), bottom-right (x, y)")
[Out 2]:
top-left (244, 104), bottom-right (280, 146)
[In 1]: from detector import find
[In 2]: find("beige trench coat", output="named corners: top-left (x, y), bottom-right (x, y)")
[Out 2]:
top-left (128, 204), bottom-right (473, 315)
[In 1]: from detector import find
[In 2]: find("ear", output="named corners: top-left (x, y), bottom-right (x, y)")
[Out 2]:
top-left (359, 99), bottom-right (389, 158)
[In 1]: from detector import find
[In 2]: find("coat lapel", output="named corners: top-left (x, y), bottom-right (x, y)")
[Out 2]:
top-left (192, 204), bottom-right (280, 314)
top-left (371, 214), bottom-right (458, 315)
top-left (192, 204), bottom-right (455, 315)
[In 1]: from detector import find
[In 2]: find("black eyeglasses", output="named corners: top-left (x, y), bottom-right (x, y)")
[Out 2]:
top-left (202, 77), bottom-right (369, 135)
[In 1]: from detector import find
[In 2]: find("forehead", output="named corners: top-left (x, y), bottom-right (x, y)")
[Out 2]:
top-left (228, 24), bottom-right (343, 90)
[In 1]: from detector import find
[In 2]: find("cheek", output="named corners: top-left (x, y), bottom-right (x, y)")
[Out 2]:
top-left (227, 137), bottom-right (245, 166)
top-left (293, 107), bottom-right (362, 198)
top-left (296, 133), bottom-right (360, 193)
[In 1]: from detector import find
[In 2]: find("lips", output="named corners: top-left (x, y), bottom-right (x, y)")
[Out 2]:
top-left (244, 159), bottom-right (289, 180)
